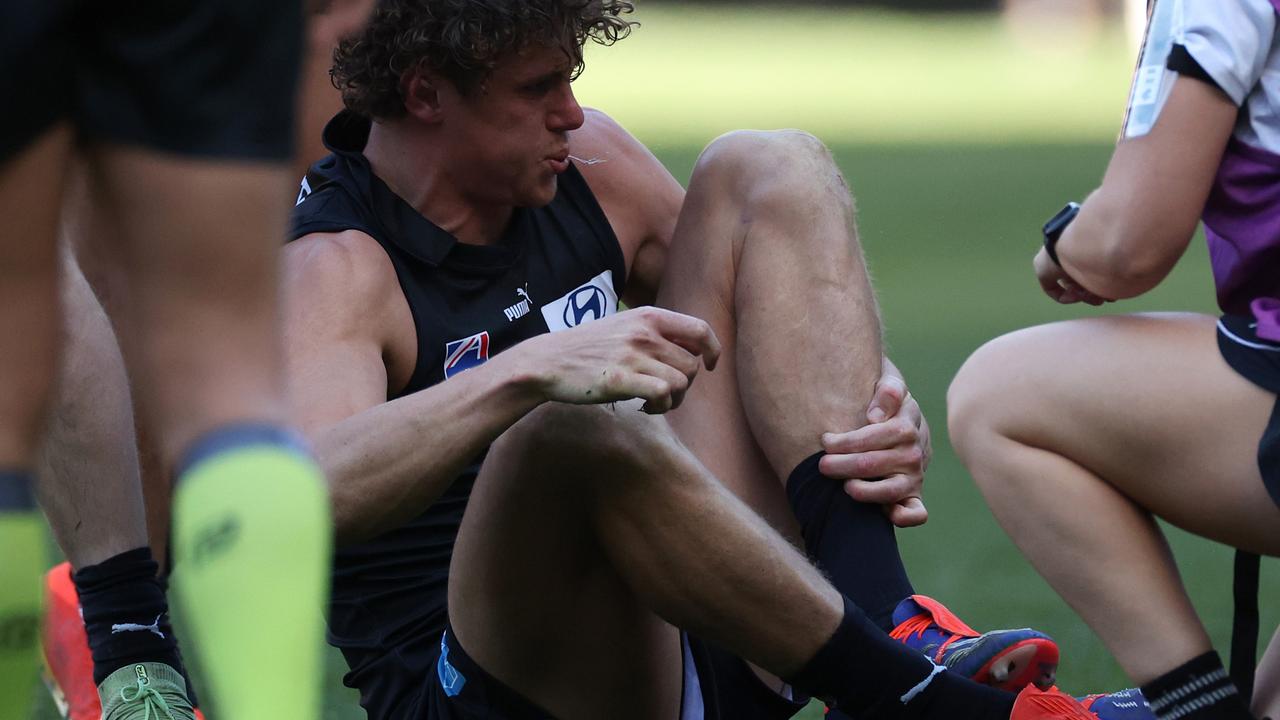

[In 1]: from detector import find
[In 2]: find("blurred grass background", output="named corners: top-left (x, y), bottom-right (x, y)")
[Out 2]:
top-left (31, 3), bottom-right (1279, 718)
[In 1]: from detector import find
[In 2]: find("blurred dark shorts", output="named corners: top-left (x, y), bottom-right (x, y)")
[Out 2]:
top-left (0, 0), bottom-right (301, 163)
top-left (392, 624), bottom-right (806, 720)
top-left (1217, 314), bottom-right (1280, 509)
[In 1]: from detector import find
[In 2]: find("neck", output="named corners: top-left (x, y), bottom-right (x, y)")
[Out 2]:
top-left (363, 120), bottom-right (513, 246)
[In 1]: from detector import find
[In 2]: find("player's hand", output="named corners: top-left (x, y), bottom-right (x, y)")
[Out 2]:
top-left (1034, 248), bottom-right (1108, 306)
top-left (818, 362), bottom-right (931, 528)
top-left (524, 307), bottom-right (721, 414)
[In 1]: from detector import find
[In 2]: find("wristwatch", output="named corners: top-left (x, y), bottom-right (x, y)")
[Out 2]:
top-left (1041, 201), bottom-right (1081, 267)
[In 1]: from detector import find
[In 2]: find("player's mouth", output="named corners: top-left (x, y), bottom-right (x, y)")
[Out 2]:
top-left (545, 150), bottom-right (570, 174)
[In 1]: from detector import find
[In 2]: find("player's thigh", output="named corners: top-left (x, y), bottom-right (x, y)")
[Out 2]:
top-left (448, 403), bottom-right (682, 717)
top-left (955, 312), bottom-right (1280, 554)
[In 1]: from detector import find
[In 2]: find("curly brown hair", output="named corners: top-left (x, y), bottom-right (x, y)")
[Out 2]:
top-left (332, 0), bottom-right (636, 120)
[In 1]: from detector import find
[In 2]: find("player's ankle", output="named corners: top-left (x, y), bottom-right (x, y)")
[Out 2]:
top-left (1139, 651), bottom-right (1253, 720)
top-left (72, 547), bottom-right (185, 685)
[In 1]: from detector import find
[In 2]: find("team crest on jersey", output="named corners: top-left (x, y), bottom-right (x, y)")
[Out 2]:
top-left (296, 176), bottom-right (312, 206)
top-left (443, 331), bottom-right (490, 378)
top-left (540, 270), bottom-right (618, 332)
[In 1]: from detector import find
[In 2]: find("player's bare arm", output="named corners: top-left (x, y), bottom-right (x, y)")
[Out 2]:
top-left (1036, 75), bottom-right (1237, 303)
top-left (282, 229), bottom-right (720, 543)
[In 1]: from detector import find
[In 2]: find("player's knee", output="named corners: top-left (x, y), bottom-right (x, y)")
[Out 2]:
top-left (947, 334), bottom-right (1022, 468)
top-left (694, 129), bottom-right (835, 189)
top-left (495, 401), bottom-right (680, 484)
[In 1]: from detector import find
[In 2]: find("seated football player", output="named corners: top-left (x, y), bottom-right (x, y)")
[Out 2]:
top-left (282, 1), bottom-right (1138, 717)
top-left (949, 1), bottom-right (1280, 719)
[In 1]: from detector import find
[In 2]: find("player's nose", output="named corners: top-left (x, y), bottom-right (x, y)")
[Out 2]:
top-left (550, 83), bottom-right (585, 132)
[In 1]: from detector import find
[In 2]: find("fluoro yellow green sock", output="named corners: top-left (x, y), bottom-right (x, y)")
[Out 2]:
top-left (0, 471), bottom-right (45, 720)
top-left (170, 430), bottom-right (330, 720)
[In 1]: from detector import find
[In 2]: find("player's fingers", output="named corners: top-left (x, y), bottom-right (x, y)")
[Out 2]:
top-left (635, 357), bottom-right (690, 413)
top-left (867, 374), bottom-right (906, 423)
top-left (645, 307), bottom-right (722, 371)
top-left (842, 474), bottom-right (914, 505)
top-left (887, 497), bottom-right (929, 528)
top-left (821, 417), bottom-right (916, 454)
top-left (822, 445), bottom-right (924, 480)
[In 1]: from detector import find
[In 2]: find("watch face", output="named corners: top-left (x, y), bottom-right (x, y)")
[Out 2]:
top-left (1043, 202), bottom-right (1081, 238)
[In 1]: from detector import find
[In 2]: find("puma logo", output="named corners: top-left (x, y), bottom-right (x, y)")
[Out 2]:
top-left (111, 614), bottom-right (165, 639)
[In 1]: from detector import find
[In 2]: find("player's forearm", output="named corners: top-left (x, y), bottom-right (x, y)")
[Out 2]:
top-left (1055, 189), bottom-right (1184, 300)
top-left (315, 351), bottom-right (546, 545)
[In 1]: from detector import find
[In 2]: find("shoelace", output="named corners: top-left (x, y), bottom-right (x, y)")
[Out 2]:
top-left (119, 677), bottom-right (178, 720)
top-left (889, 612), bottom-right (965, 661)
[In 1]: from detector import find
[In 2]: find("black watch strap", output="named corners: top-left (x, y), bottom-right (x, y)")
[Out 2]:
top-left (1042, 201), bottom-right (1081, 267)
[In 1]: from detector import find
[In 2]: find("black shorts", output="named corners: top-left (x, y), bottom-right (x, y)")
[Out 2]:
top-left (1217, 314), bottom-right (1280, 508)
top-left (0, 0), bottom-right (301, 163)
top-left (399, 625), bottom-right (807, 720)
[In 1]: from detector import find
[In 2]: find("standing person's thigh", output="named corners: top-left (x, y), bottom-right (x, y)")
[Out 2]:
top-left (956, 312), bottom-right (1280, 553)
top-left (448, 402), bottom-right (683, 720)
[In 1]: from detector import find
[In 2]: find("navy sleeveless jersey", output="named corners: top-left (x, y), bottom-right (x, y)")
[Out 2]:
top-left (289, 111), bottom-right (626, 717)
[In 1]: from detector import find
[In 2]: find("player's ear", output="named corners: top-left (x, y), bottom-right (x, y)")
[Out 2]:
top-left (401, 65), bottom-right (443, 123)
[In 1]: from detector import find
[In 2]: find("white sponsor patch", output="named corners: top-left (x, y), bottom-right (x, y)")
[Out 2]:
top-left (541, 270), bottom-right (618, 332)
top-left (1123, 0), bottom-right (1183, 138)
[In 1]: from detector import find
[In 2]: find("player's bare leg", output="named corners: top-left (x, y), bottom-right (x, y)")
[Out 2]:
top-left (449, 400), bottom-right (842, 718)
top-left (450, 395), bottom-right (1026, 718)
top-left (657, 131), bottom-right (1054, 701)
top-left (1253, 627), bottom-right (1280, 719)
top-left (38, 247), bottom-right (148, 570)
top-left (660, 130), bottom-right (882, 502)
top-left (0, 124), bottom-right (71, 720)
top-left (79, 147), bottom-right (331, 720)
top-left (35, 241), bottom-right (207, 718)
top-left (949, 313), bottom-right (1280, 687)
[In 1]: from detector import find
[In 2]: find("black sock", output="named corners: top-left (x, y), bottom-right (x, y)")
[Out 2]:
top-left (787, 451), bottom-right (914, 630)
top-left (1140, 652), bottom-right (1253, 720)
top-left (72, 547), bottom-right (185, 686)
top-left (788, 596), bottom-right (1016, 719)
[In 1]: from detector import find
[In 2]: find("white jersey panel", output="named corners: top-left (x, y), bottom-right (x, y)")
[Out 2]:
top-left (1125, 0), bottom-right (1277, 139)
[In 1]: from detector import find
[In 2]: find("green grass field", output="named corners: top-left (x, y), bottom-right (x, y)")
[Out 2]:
top-left (29, 5), bottom-right (1280, 718)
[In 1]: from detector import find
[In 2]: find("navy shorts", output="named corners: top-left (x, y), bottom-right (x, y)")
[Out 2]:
top-left (0, 0), bottom-right (301, 163)
top-left (401, 625), bottom-right (807, 719)
top-left (1217, 314), bottom-right (1280, 509)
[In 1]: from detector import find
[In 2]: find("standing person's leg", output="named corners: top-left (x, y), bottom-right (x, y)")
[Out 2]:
top-left (80, 146), bottom-right (332, 720)
top-left (447, 400), bottom-right (1021, 720)
top-left (0, 124), bottom-right (72, 720)
top-left (949, 313), bottom-right (1280, 718)
top-left (657, 131), bottom-right (1056, 696)
top-left (66, 0), bottom-right (332, 715)
top-left (37, 244), bottom-right (199, 719)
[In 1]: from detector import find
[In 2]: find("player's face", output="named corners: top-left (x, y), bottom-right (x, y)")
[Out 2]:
top-left (439, 44), bottom-right (585, 208)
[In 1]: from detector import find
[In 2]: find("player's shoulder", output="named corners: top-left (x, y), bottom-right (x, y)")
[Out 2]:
top-left (283, 229), bottom-right (401, 318)
top-left (571, 109), bottom-right (662, 184)
top-left (571, 108), bottom-right (679, 213)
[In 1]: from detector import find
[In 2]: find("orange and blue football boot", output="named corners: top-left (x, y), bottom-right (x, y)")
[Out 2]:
top-left (890, 595), bottom-right (1059, 691)
top-left (1012, 685), bottom-right (1155, 720)
top-left (1077, 688), bottom-right (1154, 719)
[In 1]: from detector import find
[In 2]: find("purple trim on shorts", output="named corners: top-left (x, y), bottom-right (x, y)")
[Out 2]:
top-left (1202, 136), bottom-right (1280, 341)
top-left (1271, 0), bottom-right (1280, 16)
